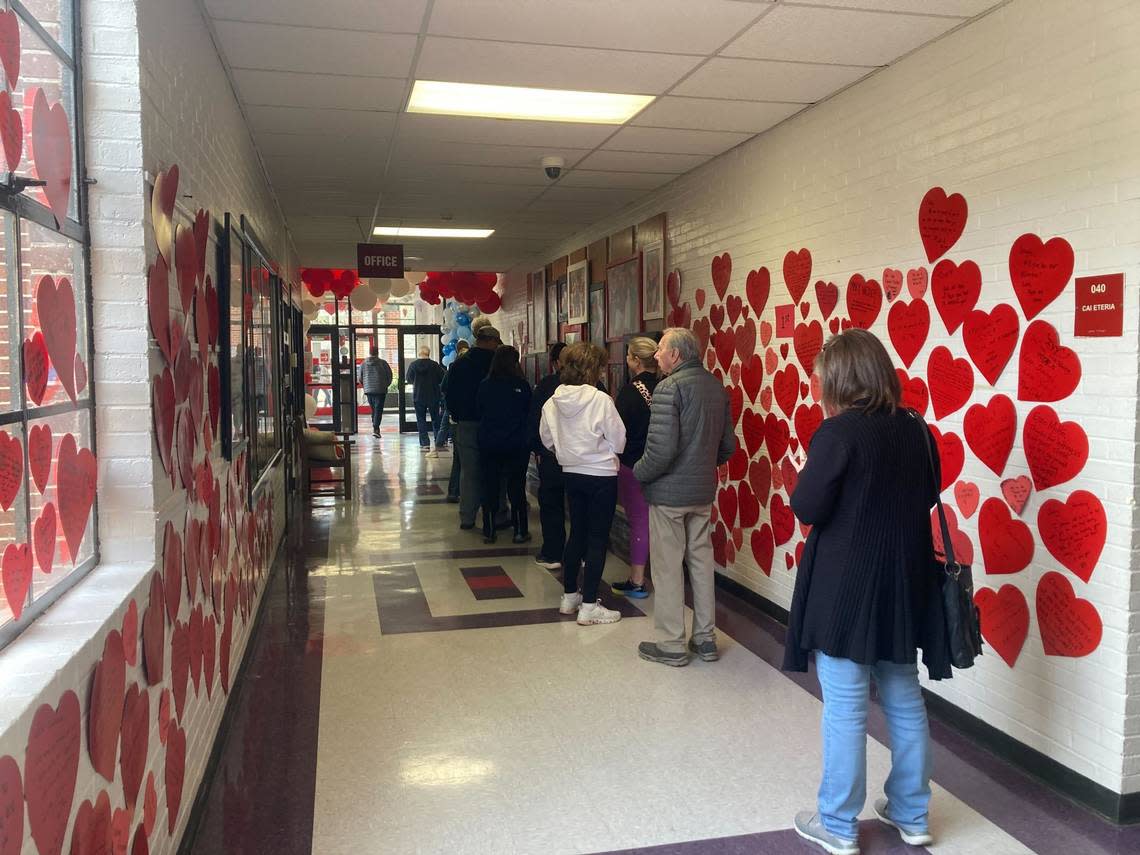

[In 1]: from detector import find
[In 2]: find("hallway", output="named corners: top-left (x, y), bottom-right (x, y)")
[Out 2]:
top-left (184, 437), bottom-right (1140, 855)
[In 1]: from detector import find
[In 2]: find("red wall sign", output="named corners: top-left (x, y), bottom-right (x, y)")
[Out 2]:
top-left (1074, 273), bottom-right (1124, 337)
top-left (775, 304), bottom-right (795, 338)
top-left (356, 243), bottom-right (404, 278)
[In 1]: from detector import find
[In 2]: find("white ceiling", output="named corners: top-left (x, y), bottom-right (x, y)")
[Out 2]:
top-left (201, 0), bottom-right (1003, 272)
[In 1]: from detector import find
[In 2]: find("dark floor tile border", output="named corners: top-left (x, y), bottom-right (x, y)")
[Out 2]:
top-left (371, 545), bottom-right (539, 563)
top-left (593, 820), bottom-right (924, 854)
top-left (712, 573), bottom-right (1140, 852)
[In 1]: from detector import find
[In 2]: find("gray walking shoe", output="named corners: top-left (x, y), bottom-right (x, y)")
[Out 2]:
top-left (637, 642), bottom-right (690, 667)
top-left (687, 638), bottom-right (719, 662)
top-left (873, 798), bottom-right (933, 846)
top-left (793, 811), bottom-right (859, 855)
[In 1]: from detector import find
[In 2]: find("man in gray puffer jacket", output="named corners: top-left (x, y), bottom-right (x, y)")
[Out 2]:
top-left (634, 328), bottom-right (736, 666)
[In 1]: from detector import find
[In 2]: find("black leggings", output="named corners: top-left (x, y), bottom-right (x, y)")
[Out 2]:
top-left (480, 448), bottom-right (528, 532)
top-left (562, 473), bottom-right (618, 602)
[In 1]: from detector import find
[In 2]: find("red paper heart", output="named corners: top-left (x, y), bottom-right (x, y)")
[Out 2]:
top-left (763, 347), bottom-right (777, 376)
top-left (162, 521), bottom-right (182, 624)
top-left (112, 807), bottom-right (131, 855)
top-left (882, 268), bottom-right (902, 302)
top-left (220, 613), bottom-right (234, 693)
top-left (184, 516), bottom-right (199, 600)
top-left (143, 772), bottom-right (157, 836)
top-left (928, 426), bottom-right (963, 491)
top-left (2, 543), bottom-right (32, 620)
top-left (907, 267), bottom-right (928, 300)
top-left (794, 403), bottom-right (823, 450)
top-left (764, 414), bottom-right (790, 463)
top-left (169, 319), bottom-right (185, 371)
top-left (37, 275), bottom-right (78, 402)
top-left (771, 495), bottom-right (795, 545)
top-left (886, 299), bottom-right (929, 368)
top-left (157, 689), bottom-right (172, 747)
top-left (828, 318), bottom-right (839, 334)
top-left (142, 572), bottom-right (165, 686)
top-left (726, 293), bottom-right (743, 327)
top-left (751, 525), bottom-right (774, 576)
top-left (1038, 490), bottom-right (1106, 583)
top-left (709, 304), bottom-right (726, 332)
top-left (31, 503), bottom-right (56, 576)
top-left (979, 497), bottom-right (1034, 575)
top-left (896, 369), bottom-right (929, 416)
top-left (27, 423), bottom-right (52, 494)
top-left (202, 614), bottom-right (218, 698)
top-left (0, 431), bottom-right (21, 512)
top-left (177, 408), bottom-right (196, 491)
top-left (773, 363), bottom-right (800, 418)
top-left (189, 604), bottom-right (205, 695)
top-left (71, 790), bottom-right (112, 855)
top-left (0, 89), bottom-right (22, 173)
top-left (25, 691), bottom-right (81, 855)
top-left (0, 754), bottom-right (23, 853)
top-left (152, 165), bottom-right (178, 265)
top-left (735, 479), bottom-right (759, 527)
top-left (792, 320), bottom-right (822, 376)
top-left (171, 620), bottom-right (190, 722)
top-left (845, 274), bottom-right (881, 330)
top-left (120, 599), bottom-right (139, 667)
top-left (733, 318), bottom-right (756, 363)
top-left (975, 585), bottom-right (1029, 667)
top-left (748, 459), bottom-right (771, 507)
top-left (738, 353), bottom-right (762, 404)
top-left (962, 304), bottom-right (1019, 386)
top-left (759, 321), bottom-right (773, 348)
top-left (667, 302), bottom-right (692, 329)
top-left (74, 354), bottom-right (87, 396)
top-left (188, 357), bottom-right (204, 432)
top-left (88, 630), bottom-right (127, 782)
top-left (0, 9), bottom-right (21, 89)
top-left (927, 346), bottom-right (974, 420)
top-left (759, 386), bottom-right (772, 411)
top-left (711, 521), bottom-right (727, 567)
top-left (717, 485), bottom-right (739, 529)
top-left (931, 505), bottom-right (974, 565)
top-left (1001, 475), bottom-right (1032, 516)
top-left (1023, 405), bottom-right (1088, 491)
top-left (147, 255), bottom-right (172, 365)
top-left (205, 277), bottom-right (220, 346)
top-left (29, 88), bottom-right (73, 224)
top-left (695, 288), bottom-right (706, 310)
top-left (194, 277), bottom-right (210, 362)
top-left (692, 317), bottom-right (710, 354)
top-left (712, 330), bottom-right (735, 373)
top-left (779, 343), bottom-right (789, 360)
top-left (809, 280), bottom-right (837, 320)
top-left (963, 394), bottom-right (1016, 476)
top-left (780, 457), bottom-right (799, 497)
top-left (953, 481), bottom-right (979, 518)
top-left (57, 433), bottom-right (96, 560)
top-left (918, 187), bottom-right (967, 263)
top-left (1009, 233), bottom-right (1074, 320)
top-left (728, 384), bottom-right (743, 429)
top-left (23, 332), bottom-right (49, 405)
top-left (165, 724), bottom-right (187, 834)
top-left (740, 267), bottom-right (769, 318)
top-left (810, 372), bottom-right (821, 402)
top-left (152, 368), bottom-right (176, 481)
top-left (741, 409), bottom-right (764, 458)
top-left (1018, 320), bottom-right (1081, 402)
top-left (193, 209), bottom-right (210, 285)
top-left (711, 253), bottom-right (732, 301)
top-left (783, 248), bottom-right (812, 304)
top-left (1036, 571), bottom-right (1101, 657)
top-left (931, 259), bottom-right (980, 335)
top-left (785, 552), bottom-right (795, 571)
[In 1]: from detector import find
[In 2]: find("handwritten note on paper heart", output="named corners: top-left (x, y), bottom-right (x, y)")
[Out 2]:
top-left (0, 9), bottom-right (20, 89)
top-left (979, 497), bottom-right (1034, 575)
top-left (733, 317), bottom-right (756, 363)
top-left (974, 585), bottom-right (1029, 667)
top-left (2, 543), bottom-right (32, 620)
top-left (897, 369), bottom-right (929, 417)
top-left (931, 505), bottom-right (974, 565)
top-left (1010, 233), bottom-right (1074, 320)
top-left (1000, 476), bottom-right (1032, 516)
top-left (33, 503), bottom-right (56, 575)
top-left (1036, 571), bottom-right (1101, 657)
top-left (963, 394), bottom-right (1016, 477)
top-left (773, 364), bottom-right (800, 419)
top-left (0, 430), bottom-right (22, 512)
top-left (794, 403), bottom-right (823, 451)
top-left (963, 304), bottom-right (1019, 386)
top-left (907, 267), bottom-right (929, 300)
top-left (711, 253), bottom-right (732, 301)
top-left (931, 259), bottom-right (981, 335)
top-left (845, 274), bottom-right (882, 330)
top-left (792, 320), bottom-right (823, 376)
top-left (36, 275), bottom-right (78, 402)
top-left (1038, 490), bottom-right (1106, 583)
top-left (57, 433), bottom-right (96, 559)
top-left (882, 268), bottom-right (902, 302)
top-left (1023, 405), bottom-right (1088, 491)
top-left (0, 89), bottom-right (22, 173)
top-left (927, 346), bottom-right (974, 420)
top-left (1018, 320), bottom-right (1081, 402)
top-left (814, 281), bottom-right (838, 319)
top-left (25, 691), bottom-right (81, 855)
top-left (751, 525), bottom-right (774, 576)
top-left (887, 299), bottom-right (930, 369)
top-left (953, 481), bottom-right (980, 519)
top-left (918, 186), bottom-right (968, 263)
top-left (29, 88), bottom-right (73, 224)
top-left (928, 426), bottom-right (964, 491)
top-left (88, 630), bottom-right (127, 782)
top-left (783, 248), bottom-right (812, 304)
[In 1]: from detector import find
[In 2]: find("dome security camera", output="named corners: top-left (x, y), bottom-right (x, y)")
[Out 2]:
top-left (541, 155), bottom-right (565, 180)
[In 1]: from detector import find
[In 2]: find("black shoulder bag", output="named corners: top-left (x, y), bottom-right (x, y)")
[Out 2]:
top-left (914, 411), bottom-right (983, 670)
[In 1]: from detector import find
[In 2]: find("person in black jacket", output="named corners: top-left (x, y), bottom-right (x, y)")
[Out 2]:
top-left (784, 329), bottom-right (945, 855)
top-left (475, 346), bottom-right (532, 544)
top-left (527, 342), bottom-right (568, 568)
top-left (611, 336), bottom-right (658, 598)
top-left (406, 346), bottom-right (447, 453)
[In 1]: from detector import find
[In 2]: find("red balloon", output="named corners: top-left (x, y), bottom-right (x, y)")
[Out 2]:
top-left (478, 292), bottom-right (501, 314)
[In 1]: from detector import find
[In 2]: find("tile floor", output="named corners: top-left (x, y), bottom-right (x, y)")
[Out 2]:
top-left (186, 433), bottom-right (1140, 855)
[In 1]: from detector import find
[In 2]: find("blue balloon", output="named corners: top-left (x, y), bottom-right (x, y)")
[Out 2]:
top-left (458, 328), bottom-right (474, 344)
top-left (443, 353), bottom-right (456, 367)
top-left (455, 311), bottom-right (471, 327)
top-left (443, 342), bottom-right (456, 355)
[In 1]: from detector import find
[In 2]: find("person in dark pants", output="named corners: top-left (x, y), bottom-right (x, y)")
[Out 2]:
top-left (539, 343), bottom-right (626, 626)
top-left (357, 346), bottom-right (392, 439)
top-left (476, 347), bottom-right (532, 544)
top-left (406, 346), bottom-right (446, 453)
top-left (528, 342), bottom-right (569, 569)
top-left (442, 340), bottom-right (469, 502)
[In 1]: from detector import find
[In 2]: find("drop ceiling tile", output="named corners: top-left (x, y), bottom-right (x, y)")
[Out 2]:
top-left (427, 0), bottom-right (769, 53)
top-left (723, 4), bottom-right (961, 66)
top-left (214, 21), bottom-right (416, 77)
top-left (392, 164), bottom-right (549, 186)
top-left (415, 36), bottom-right (703, 94)
top-left (386, 140), bottom-right (590, 170)
top-left (537, 185), bottom-right (648, 207)
top-left (398, 114), bottom-right (614, 150)
top-left (558, 170), bottom-right (676, 190)
top-left (256, 132), bottom-right (383, 160)
top-left (205, 0), bottom-right (428, 31)
top-left (246, 105), bottom-right (398, 137)
top-left (789, 0), bottom-right (995, 16)
top-left (674, 57), bottom-right (870, 102)
top-left (232, 70), bottom-right (407, 111)
top-left (574, 149), bottom-right (713, 173)
top-left (602, 126), bottom-right (751, 156)
top-left (631, 95), bottom-right (804, 132)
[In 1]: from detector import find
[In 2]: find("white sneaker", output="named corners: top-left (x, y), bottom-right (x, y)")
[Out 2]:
top-left (426, 451), bottom-right (439, 459)
top-left (577, 600), bottom-right (621, 625)
top-left (873, 798), bottom-right (932, 846)
top-left (559, 592), bottom-right (583, 614)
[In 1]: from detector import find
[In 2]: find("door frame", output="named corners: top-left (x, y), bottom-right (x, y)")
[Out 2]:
top-left (396, 325), bottom-right (442, 433)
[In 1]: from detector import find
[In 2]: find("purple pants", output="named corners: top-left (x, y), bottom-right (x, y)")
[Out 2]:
top-left (618, 464), bottom-right (650, 566)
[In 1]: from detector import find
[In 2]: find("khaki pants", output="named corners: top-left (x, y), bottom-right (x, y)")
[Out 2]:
top-left (648, 504), bottom-right (716, 653)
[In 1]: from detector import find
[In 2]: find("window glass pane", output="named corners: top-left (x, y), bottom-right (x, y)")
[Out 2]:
top-left (19, 1), bottom-right (75, 56)
top-left (228, 230), bottom-right (245, 449)
top-left (249, 264), bottom-right (279, 483)
top-left (0, 422), bottom-right (29, 630)
top-left (0, 211), bottom-right (16, 412)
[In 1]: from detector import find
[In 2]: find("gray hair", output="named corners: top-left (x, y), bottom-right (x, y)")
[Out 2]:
top-left (662, 328), bottom-right (701, 363)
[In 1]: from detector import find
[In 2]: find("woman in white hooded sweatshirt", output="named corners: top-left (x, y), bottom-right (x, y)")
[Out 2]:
top-left (539, 342), bottom-right (627, 625)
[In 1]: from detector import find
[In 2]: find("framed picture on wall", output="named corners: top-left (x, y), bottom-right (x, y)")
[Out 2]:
top-left (531, 268), bottom-right (547, 354)
top-left (525, 302), bottom-right (536, 354)
top-left (557, 276), bottom-right (569, 324)
top-left (567, 259), bottom-right (589, 324)
top-left (589, 286), bottom-right (606, 349)
top-left (641, 240), bottom-right (665, 321)
top-left (546, 281), bottom-right (559, 345)
top-left (564, 325), bottom-right (582, 345)
top-left (606, 253), bottom-right (641, 342)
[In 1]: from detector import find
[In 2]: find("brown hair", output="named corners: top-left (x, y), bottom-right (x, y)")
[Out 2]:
top-left (560, 342), bottom-right (607, 386)
top-left (815, 328), bottom-right (900, 415)
top-left (627, 336), bottom-right (658, 372)
top-left (488, 345), bottom-right (523, 381)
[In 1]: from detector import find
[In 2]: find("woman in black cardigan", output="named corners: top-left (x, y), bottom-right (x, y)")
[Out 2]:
top-left (785, 329), bottom-right (947, 855)
top-left (475, 347), bottom-right (532, 544)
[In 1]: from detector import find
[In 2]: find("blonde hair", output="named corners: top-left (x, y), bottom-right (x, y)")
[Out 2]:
top-left (560, 342), bottom-right (607, 386)
top-left (627, 336), bottom-right (658, 372)
top-left (816, 329), bottom-right (900, 415)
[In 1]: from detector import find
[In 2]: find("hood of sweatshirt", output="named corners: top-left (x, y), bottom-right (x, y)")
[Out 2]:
top-left (549, 384), bottom-right (598, 418)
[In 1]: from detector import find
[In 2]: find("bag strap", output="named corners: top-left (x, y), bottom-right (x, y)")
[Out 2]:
top-left (910, 410), bottom-right (958, 568)
top-left (632, 380), bottom-right (653, 407)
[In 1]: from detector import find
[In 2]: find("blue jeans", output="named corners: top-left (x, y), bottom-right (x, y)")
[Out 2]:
top-left (365, 393), bottom-right (384, 432)
top-left (436, 407), bottom-right (452, 447)
top-left (815, 652), bottom-right (931, 840)
top-left (415, 399), bottom-right (441, 448)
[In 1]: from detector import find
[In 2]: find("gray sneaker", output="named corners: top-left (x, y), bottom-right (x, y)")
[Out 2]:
top-left (688, 637), bottom-right (719, 661)
top-left (793, 811), bottom-right (859, 855)
top-left (873, 798), bottom-right (933, 846)
top-left (637, 642), bottom-right (690, 667)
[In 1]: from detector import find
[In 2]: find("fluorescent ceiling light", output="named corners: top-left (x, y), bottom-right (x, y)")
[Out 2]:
top-left (373, 226), bottom-right (494, 238)
top-left (407, 80), bottom-right (654, 124)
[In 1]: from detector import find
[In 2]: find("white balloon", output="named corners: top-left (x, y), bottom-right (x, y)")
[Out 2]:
top-left (389, 278), bottom-right (410, 298)
top-left (350, 287), bottom-right (377, 312)
top-left (405, 273), bottom-right (423, 289)
top-left (372, 279), bottom-right (392, 302)
top-left (304, 394), bottom-right (317, 420)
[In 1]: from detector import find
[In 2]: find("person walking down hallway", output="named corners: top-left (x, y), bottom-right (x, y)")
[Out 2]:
top-left (441, 339), bottom-right (469, 502)
top-left (611, 336), bottom-right (659, 599)
top-left (528, 342), bottom-right (568, 570)
top-left (634, 328), bottom-right (735, 666)
top-left (539, 343), bottom-right (626, 626)
top-left (358, 346), bottom-right (393, 439)
top-left (785, 329), bottom-right (947, 855)
top-left (407, 346), bottom-right (446, 455)
top-left (476, 347), bottom-right (532, 544)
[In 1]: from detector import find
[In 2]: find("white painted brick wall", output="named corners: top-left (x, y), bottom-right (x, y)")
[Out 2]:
top-left (500, 0), bottom-right (1140, 796)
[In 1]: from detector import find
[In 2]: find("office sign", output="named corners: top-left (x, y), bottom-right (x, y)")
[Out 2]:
top-left (357, 243), bottom-right (404, 278)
